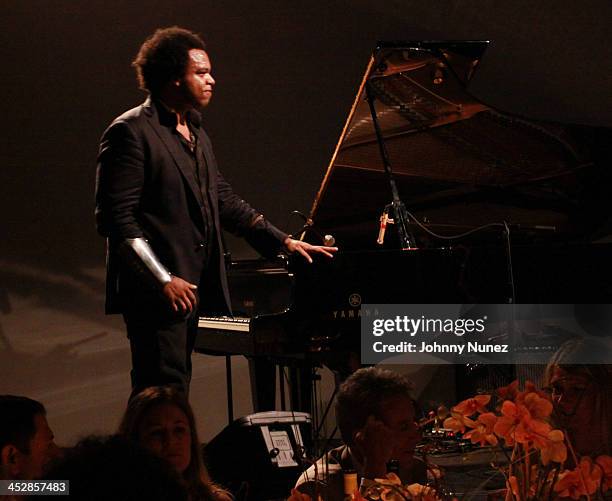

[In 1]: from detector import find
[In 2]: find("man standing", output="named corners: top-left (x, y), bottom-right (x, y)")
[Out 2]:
top-left (95, 27), bottom-right (336, 397)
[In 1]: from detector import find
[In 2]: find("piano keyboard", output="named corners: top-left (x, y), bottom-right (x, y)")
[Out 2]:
top-left (198, 316), bottom-right (251, 332)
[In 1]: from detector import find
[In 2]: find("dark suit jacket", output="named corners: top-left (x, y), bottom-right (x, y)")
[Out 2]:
top-left (95, 97), bottom-right (287, 314)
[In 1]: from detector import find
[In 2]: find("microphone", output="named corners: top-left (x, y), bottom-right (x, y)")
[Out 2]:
top-left (323, 234), bottom-right (335, 246)
top-left (291, 211), bottom-right (335, 246)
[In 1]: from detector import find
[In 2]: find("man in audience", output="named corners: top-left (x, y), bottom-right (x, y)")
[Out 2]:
top-left (295, 367), bottom-right (425, 500)
top-left (0, 395), bottom-right (60, 480)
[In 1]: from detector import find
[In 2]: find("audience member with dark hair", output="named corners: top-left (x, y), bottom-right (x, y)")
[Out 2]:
top-left (37, 435), bottom-right (189, 501)
top-left (0, 395), bottom-right (59, 481)
top-left (544, 339), bottom-right (612, 457)
top-left (118, 385), bottom-right (231, 501)
top-left (295, 367), bottom-right (425, 500)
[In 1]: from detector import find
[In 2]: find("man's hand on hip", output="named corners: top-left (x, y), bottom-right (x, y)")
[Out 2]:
top-left (162, 276), bottom-right (198, 314)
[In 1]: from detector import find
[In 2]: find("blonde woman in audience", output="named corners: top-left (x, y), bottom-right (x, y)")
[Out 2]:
top-left (118, 386), bottom-right (232, 501)
top-left (544, 339), bottom-right (611, 458)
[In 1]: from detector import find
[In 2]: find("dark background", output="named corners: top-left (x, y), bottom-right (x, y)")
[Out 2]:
top-left (2, 0), bottom-right (611, 269)
top-left (1, 0), bottom-right (611, 443)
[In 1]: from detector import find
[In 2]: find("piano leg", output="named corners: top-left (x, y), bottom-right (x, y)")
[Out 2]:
top-left (247, 358), bottom-right (316, 414)
top-left (289, 366), bottom-right (313, 414)
top-left (225, 355), bottom-right (234, 422)
top-left (248, 357), bottom-right (277, 412)
top-left (279, 366), bottom-right (286, 410)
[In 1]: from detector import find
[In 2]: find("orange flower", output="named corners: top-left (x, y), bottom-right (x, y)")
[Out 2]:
top-left (539, 429), bottom-right (567, 465)
top-left (520, 392), bottom-right (552, 419)
top-left (464, 412), bottom-right (498, 447)
top-left (443, 411), bottom-right (475, 433)
top-left (514, 416), bottom-right (551, 449)
top-left (497, 380), bottom-right (520, 402)
top-left (493, 400), bottom-right (529, 446)
top-left (554, 457), bottom-right (602, 499)
top-left (523, 380), bottom-right (549, 400)
top-left (498, 380), bottom-right (551, 408)
top-left (596, 455), bottom-right (612, 492)
top-left (287, 488), bottom-right (313, 501)
top-left (453, 395), bottom-right (491, 416)
top-left (493, 399), bottom-right (552, 449)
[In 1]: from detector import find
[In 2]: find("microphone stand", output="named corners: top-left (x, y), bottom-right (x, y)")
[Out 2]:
top-left (365, 79), bottom-right (417, 250)
top-left (290, 211), bottom-right (335, 246)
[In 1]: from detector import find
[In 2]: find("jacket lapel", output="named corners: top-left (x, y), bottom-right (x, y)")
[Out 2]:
top-left (142, 98), bottom-right (205, 207)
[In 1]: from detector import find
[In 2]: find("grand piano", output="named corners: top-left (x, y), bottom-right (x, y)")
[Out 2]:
top-left (194, 41), bottom-right (612, 369)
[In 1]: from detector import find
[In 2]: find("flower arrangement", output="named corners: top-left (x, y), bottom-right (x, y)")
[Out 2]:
top-left (443, 380), bottom-right (611, 500)
top-left (288, 475), bottom-right (449, 501)
top-left (357, 472), bottom-right (448, 501)
top-left (287, 379), bottom-right (610, 501)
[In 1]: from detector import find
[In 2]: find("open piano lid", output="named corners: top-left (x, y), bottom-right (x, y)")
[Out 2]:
top-left (308, 41), bottom-right (610, 248)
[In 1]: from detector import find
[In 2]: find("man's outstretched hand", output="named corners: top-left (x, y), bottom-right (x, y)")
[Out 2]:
top-left (162, 276), bottom-right (198, 314)
top-left (284, 237), bottom-right (338, 263)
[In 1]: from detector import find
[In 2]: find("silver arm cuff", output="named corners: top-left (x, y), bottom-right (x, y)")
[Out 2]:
top-left (118, 238), bottom-right (172, 287)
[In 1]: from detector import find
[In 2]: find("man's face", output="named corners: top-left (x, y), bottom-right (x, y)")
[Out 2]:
top-left (179, 49), bottom-right (215, 109)
top-left (378, 395), bottom-right (421, 469)
top-left (9, 414), bottom-right (59, 479)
